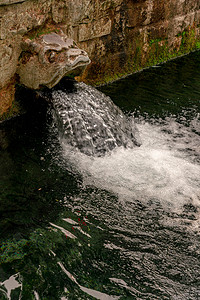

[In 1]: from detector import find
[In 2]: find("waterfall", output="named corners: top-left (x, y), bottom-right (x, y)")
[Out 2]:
top-left (40, 78), bottom-right (200, 209)
top-left (48, 79), bottom-right (141, 156)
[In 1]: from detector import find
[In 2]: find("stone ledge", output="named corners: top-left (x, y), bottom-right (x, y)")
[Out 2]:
top-left (0, 0), bottom-right (28, 6)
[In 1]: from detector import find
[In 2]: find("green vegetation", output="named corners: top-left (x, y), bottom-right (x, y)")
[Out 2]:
top-left (196, 41), bottom-right (200, 49)
top-left (87, 25), bottom-right (200, 86)
top-left (0, 209), bottom-right (125, 299)
top-left (149, 38), bottom-right (163, 47)
top-left (0, 228), bottom-right (64, 264)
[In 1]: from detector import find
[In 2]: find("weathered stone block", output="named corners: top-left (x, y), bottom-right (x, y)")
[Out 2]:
top-left (79, 18), bottom-right (112, 42)
top-left (0, 38), bottom-right (21, 88)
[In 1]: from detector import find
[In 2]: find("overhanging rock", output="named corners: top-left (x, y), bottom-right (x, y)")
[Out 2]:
top-left (16, 32), bottom-right (91, 89)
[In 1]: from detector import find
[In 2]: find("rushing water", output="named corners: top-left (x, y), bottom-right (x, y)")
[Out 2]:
top-left (0, 51), bottom-right (200, 299)
top-left (50, 82), bottom-right (140, 156)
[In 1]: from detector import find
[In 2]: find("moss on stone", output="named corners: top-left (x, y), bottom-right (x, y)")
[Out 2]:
top-left (82, 25), bottom-right (200, 86)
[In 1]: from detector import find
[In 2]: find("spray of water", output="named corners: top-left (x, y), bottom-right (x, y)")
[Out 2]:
top-left (60, 118), bottom-right (200, 209)
top-left (50, 82), bottom-right (200, 212)
top-left (48, 82), bottom-right (200, 298)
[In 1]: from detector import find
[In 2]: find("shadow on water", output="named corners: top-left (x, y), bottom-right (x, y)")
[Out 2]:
top-left (0, 88), bottom-right (80, 237)
top-left (0, 52), bottom-right (200, 299)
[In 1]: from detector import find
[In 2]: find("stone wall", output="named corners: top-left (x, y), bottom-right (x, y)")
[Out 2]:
top-left (0, 0), bottom-right (200, 119)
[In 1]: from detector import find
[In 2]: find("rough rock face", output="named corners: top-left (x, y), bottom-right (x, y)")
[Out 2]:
top-left (0, 0), bottom-right (200, 119)
top-left (17, 32), bottom-right (90, 89)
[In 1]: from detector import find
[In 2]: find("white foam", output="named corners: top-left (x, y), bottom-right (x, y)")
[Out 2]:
top-left (61, 120), bottom-right (200, 210)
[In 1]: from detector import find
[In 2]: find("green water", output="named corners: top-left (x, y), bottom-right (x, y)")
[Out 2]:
top-left (0, 52), bottom-right (200, 299)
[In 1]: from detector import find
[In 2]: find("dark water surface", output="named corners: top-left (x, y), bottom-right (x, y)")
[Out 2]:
top-left (0, 52), bottom-right (200, 299)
